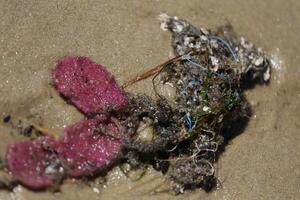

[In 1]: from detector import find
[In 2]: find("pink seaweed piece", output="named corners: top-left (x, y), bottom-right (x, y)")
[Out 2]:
top-left (5, 136), bottom-right (61, 189)
top-left (52, 56), bottom-right (128, 115)
top-left (57, 115), bottom-right (124, 177)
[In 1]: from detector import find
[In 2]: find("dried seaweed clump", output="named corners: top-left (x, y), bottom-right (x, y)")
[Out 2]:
top-left (122, 14), bottom-right (271, 194)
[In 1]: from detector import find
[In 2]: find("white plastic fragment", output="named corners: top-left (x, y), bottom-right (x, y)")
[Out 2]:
top-left (203, 106), bottom-right (210, 112)
top-left (254, 56), bottom-right (264, 66)
top-left (263, 67), bottom-right (271, 82)
top-left (159, 13), bottom-right (170, 31)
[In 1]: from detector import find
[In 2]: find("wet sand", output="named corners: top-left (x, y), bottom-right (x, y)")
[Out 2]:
top-left (0, 0), bottom-right (299, 199)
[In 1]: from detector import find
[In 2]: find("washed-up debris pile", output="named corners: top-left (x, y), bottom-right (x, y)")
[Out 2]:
top-left (121, 14), bottom-right (270, 193)
top-left (1, 15), bottom-right (271, 194)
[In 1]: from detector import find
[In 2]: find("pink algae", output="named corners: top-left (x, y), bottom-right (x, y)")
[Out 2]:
top-left (52, 56), bottom-right (128, 115)
top-left (5, 116), bottom-right (125, 188)
top-left (57, 115), bottom-right (124, 177)
top-left (5, 56), bottom-right (128, 189)
top-left (5, 136), bottom-right (61, 189)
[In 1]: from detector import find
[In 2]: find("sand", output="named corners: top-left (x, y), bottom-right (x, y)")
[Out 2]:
top-left (0, 0), bottom-right (299, 199)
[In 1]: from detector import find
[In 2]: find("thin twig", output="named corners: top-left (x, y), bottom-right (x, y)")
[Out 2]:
top-left (31, 124), bottom-right (60, 137)
top-left (122, 55), bottom-right (183, 88)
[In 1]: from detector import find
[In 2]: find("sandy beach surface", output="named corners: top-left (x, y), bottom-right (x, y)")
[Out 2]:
top-left (0, 0), bottom-right (299, 199)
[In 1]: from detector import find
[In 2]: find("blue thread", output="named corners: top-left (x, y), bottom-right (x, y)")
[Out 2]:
top-left (183, 57), bottom-right (225, 78)
top-left (208, 35), bottom-right (239, 62)
top-left (185, 112), bottom-right (197, 131)
top-left (187, 80), bottom-right (202, 88)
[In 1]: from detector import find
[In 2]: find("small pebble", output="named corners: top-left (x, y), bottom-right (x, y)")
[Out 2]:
top-left (3, 115), bottom-right (11, 123)
top-left (136, 121), bottom-right (154, 144)
top-left (92, 187), bottom-right (100, 194)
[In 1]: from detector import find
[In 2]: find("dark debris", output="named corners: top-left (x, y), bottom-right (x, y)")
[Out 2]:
top-left (120, 14), bottom-right (269, 194)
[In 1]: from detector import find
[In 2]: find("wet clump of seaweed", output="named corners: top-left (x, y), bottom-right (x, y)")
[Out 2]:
top-left (1, 14), bottom-right (272, 194)
top-left (121, 14), bottom-right (271, 194)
